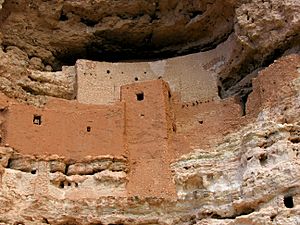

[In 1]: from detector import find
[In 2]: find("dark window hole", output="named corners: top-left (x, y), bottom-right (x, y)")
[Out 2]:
top-left (259, 154), bottom-right (268, 166)
top-left (140, 114), bottom-right (144, 117)
top-left (290, 137), bottom-right (300, 144)
top-left (198, 120), bottom-right (203, 124)
top-left (284, 196), bottom-right (294, 208)
top-left (7, 158), bottom-right (12, 169)
top-left (87, 126), bottom-right (91, 132)
top-left (136, 92), bottom-right (144, 101)
top-left (59, 11), bottom-right (68, 21)
top-left (106, 70), bottom-right (110, 74)
top-left (247, 156), bottom-right (253, 161)
top-left (80, 18), bottom-right (98, 27)
top-left (64, 164), bottom-right (69, 175)
top-left (14, 222), bottom-right (25, 225)
top-left (33, 115), bottom-right (42, 125)
top-left (172, 124), bottom-right (177, 132)
top-left (134, 77), bottom-right (139, 81)
top-left (59, 181), bottom-right (64, 189)
top-left (239, 93), bottom-right (251, 116)
top-left (270, 214), bottom-right (277, 222)
top-left (189, 10), bottom-right (203, 19)
top-left (218, 86), bottom-right (223, 98)
top-left (42, 217), bottom-right (50, 224)
top-left (31, 169), bottom-right (37, 174)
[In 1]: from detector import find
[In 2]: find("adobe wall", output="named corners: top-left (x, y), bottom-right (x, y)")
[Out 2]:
top-left (2, 80), bottom-right (177, 198)
top-left (172, 54), bottom-right (300, 156)
top-left (0, 55), bottom-right (298, 200)
top-left (246, 54), bottom-right (300, 117)
top-left (121, 80), bottom-right (176, 198)
top-left (4, 99), bottom-right (125, 160)
top-left (76, 52), bottom-right (219, 105)
top-left (172, 97), bottom-right (242, 157)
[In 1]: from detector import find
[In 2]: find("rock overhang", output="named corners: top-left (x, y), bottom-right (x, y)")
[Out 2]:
top-left (0, 0), bottom-right (235, 70)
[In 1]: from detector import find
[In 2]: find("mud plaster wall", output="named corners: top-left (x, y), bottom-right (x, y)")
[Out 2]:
top-left (121, 80), bottom-right (176, 198)
top-left (3, 80), bottom-right (177, 198)
top-left (172, 54), bottom-right (300, 155)
top-left (173, 98), bottom-right (242, 154)
top-left (76, 52), bottom-right (218, 105)
top-left (4, 99), bottom-right (125, 160)
top-left (246, 54), bottom-right (300, 117)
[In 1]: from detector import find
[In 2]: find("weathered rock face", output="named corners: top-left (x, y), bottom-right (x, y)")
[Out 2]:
top-left (0, 55), bottom-right (298, 224)
top-left (0, 0), bottom-right (300, 224)
top-left (0, 0), bottom-right (299, 104)
top-left (0, 0), bottom-right (235, 68)
top-left (221, 0), bottom-right (300, 94)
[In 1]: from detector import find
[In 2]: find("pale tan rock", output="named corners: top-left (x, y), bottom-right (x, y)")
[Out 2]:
top-left (0, 147), bottom-right (13, 167)
top-left (49, 160), bottom-right (66, 173)
top-left (67, 163), bottom-right (94, 176)
top-left (0, 1), bottom-right (299, 224)
top-left (0, 0), bottom-right (3, 9)
top-left (29, 57), bottom-right (44, 70)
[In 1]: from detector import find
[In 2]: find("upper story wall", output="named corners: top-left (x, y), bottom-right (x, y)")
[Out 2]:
top-left (76, 52), bottom-right (219, 105)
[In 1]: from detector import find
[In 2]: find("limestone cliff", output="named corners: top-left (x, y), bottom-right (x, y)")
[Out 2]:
top-left (0, 0), bottom-right (299, 224)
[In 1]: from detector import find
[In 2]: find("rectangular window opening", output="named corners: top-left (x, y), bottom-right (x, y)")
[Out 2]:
top-left (33, 115), bottom-right (42, 125)
top-left (87, 126), bottom-right (91, 132)
top-left (136, 92), bottom-right (144, 101)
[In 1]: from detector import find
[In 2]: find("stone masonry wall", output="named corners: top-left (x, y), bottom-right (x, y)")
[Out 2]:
top-left (76, 52), bottom-right (218, 105)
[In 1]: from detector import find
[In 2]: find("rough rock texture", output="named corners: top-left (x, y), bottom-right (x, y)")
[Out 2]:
top-left (0, 0), bottom-right (235, 66)
top-left (220, 0), bottom-right (300, 95)
top-left (0, 55), bottom-right (298, 224)
top-left (0, 46), bottom-right (75, 105)
top-left (0, 0), bottom-right (300, 224)
top-left (0, 0), bottom-right (300, 104)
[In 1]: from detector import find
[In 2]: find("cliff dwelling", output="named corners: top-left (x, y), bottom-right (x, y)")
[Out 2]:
top-left (0, 0), bottom-right (300, 224)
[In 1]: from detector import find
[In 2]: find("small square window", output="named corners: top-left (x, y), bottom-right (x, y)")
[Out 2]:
top-left (33, 115), bottom-right (42, 125)
top-left (87, 126), bottom-right (91, 132)
top-left (136, 92), bottom-right (144, 101)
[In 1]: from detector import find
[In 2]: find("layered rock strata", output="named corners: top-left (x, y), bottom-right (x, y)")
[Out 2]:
top-left (0, 55), bottom-right (298, 224)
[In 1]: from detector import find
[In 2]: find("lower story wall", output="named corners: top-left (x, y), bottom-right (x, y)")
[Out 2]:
top-left (4, 99), bottom-right (125, 160)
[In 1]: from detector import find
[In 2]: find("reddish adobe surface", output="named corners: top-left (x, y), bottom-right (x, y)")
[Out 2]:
top-left (121, 80), bottom-right (176, 198)
top-left (4, 100), bottom-right (125, 159)
top-left (0, 54), bottom-right (299, 198)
